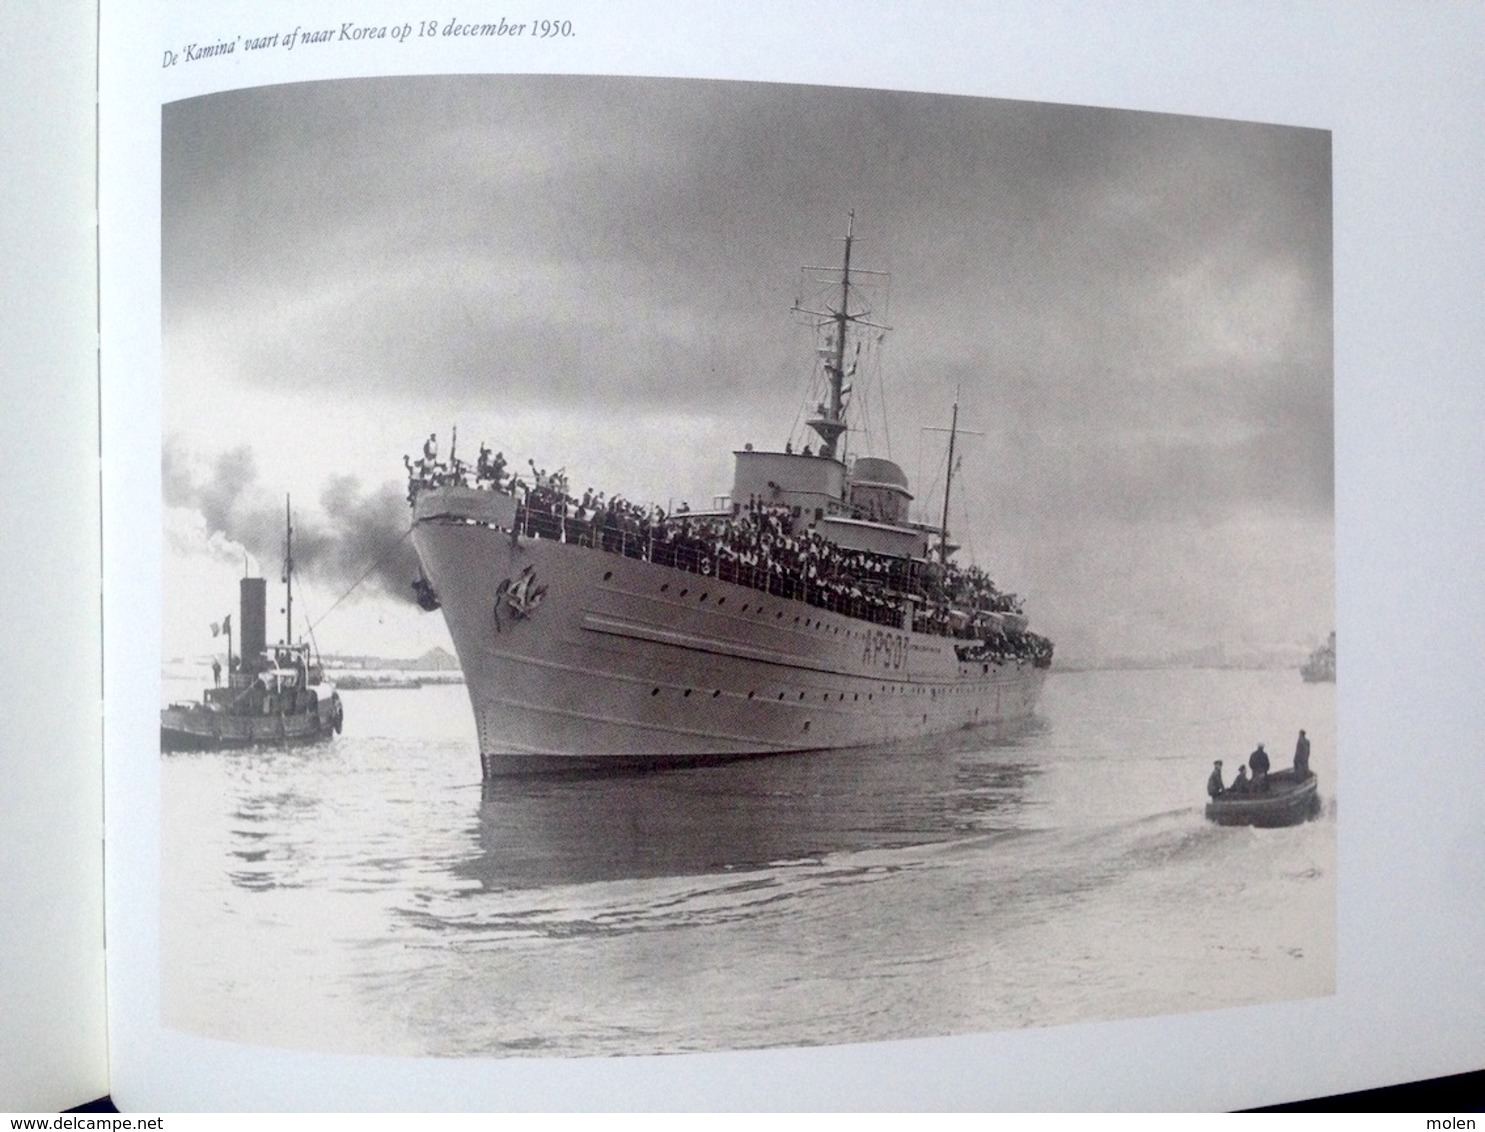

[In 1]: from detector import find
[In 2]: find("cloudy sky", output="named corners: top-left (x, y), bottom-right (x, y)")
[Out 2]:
top-left (162, 74), bottom-right (1331, 662)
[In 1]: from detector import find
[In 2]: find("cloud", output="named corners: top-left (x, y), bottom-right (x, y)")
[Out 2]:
top-left (163, 79), bottom-right (1330, 448)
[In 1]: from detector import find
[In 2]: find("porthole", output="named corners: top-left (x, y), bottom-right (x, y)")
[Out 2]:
top-left (700, 592), bottom-right (709, 602)
top-left (717, 596), bottom-right (725, 606)
top-left (602, 570), bottom-right (612, 581)
top-left (651, 687), bottom-right (660, 696)
top-left (713, 689), bottom-right (722, 698)
top-left (803, 720), bottom-right (811, 732)
top-left (680, 588), bottom-right (689, 597)
top-left (798, 692), bottom-right (805, 700)
top-left (778, 692), bottom-right (785, 700)
top-left (776, 611), bottom-right (783, 619)
top-left (661, 583), bottom-right (669, 593)
top-left (683, 688), bottom-right (693, 697)
top-left (747, 691), bottom-right (755, 700)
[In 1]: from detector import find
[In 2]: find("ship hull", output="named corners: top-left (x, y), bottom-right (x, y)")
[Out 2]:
top-left (160, 694), bottom-right (342, 751)
top-left (412, 515), bottom-right (1046, 773)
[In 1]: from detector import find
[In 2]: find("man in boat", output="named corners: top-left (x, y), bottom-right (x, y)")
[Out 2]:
top-left (1249, 742), bottom-right (1271, 789)
top-left (1228, 765), bottom-right (1251, 795)
top-left (1294, 730), bottom-right (1311, 778)
top-left (1207, 759), bottom-right (1226, 799)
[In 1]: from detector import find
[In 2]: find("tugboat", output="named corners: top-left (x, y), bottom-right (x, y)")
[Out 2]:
top-left (160, 498), bottom-right (343, 750)
top-left (404, 216), bottom-right (1053, 774)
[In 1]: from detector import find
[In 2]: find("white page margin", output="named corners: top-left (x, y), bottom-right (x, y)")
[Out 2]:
top-left (0, 1), bottom-right (110, 1112)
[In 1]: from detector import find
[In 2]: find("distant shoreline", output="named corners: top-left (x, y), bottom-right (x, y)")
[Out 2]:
top-left (329, 672), bottom-right (465, 691)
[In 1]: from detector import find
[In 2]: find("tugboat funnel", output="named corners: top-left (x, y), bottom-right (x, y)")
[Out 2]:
top-left (239, 577), bottom-right (267, 671)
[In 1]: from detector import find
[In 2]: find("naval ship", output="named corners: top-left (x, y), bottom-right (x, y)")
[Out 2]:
top-left (408, 219), bottom-right (1052, 774)
top-left (1301, 630), bottom-right (1336, 683)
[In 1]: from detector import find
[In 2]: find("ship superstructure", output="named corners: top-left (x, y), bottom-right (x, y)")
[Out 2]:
top-left (408, 219), bottom-right (1051, 773)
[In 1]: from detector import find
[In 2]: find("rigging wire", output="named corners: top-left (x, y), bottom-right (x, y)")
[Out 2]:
top-left (305, 523), bottom-right (416, 637)
top-left (854, 349), bottom-right (874, 457)
top-left (957, 478), bottom-right (980, 568)
top-left (788, 376), bottom-right (809, 450)
top-left (874, 332), bottom-right (892, 460)
top-left (919, 440), bottom-right (951, 527)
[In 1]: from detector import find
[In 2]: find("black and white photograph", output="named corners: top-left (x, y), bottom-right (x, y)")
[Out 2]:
top-left (159, 74), bottom-right (1334, 1058)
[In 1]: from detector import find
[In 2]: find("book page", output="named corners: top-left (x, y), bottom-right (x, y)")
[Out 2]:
top-left (102, 0), bottom-right (1485, 1110)
top-left (0, 2), bottom-right (110, 1113)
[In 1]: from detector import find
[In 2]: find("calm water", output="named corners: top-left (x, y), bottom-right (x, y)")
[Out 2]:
top-left (160, 667), bottom-right (1335, 1057)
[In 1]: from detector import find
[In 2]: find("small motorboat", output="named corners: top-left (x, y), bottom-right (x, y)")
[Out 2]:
top-left (1205, 768), bottom-right (1321, 828)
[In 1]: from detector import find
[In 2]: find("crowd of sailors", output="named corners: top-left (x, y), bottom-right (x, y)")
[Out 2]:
top-left (406, 436), bottom-right (1053, 667)
top-left (1207, 730), bottom-right (1312, 798)
top-left (405, 433), bottom-right (518, 501)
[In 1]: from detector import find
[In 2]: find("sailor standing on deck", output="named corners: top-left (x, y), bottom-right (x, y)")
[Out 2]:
top-left (1249, 743), bottom-right (1271, 791)
top-left (1294, 730), bottom-right (1311, 778)
top-left (1207, 760), bottom-right (1226, 799)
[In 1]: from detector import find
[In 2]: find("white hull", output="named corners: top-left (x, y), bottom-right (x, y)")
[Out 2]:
top-left (412, 509), bottom-right (1047, 773)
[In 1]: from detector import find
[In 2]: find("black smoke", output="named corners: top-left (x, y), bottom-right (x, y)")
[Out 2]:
top-left (163, 440), bottom-right (422, 607)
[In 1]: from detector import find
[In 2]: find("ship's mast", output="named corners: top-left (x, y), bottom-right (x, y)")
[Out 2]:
top-left (939, 401), bottom-right (958, 566)
top-left (799, 214), bottom-right (857, 461)
top-left (822, 213), bottom-right (854, 461)
top-left (924, 393), bottom-right (983, 567)
top-left (283, 494), bottom-right (293, 648)
top-left (796, 214), bottom-right (890, 462)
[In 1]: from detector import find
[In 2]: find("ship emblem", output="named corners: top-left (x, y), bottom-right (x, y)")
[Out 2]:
top-left (493, 565), bottom-right (547, 630)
